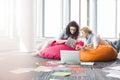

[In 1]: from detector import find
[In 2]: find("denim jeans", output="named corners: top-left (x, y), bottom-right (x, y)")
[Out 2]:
top-left (108, 39), bottom-right (120, 53)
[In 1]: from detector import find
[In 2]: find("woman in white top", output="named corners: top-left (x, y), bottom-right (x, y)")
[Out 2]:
top-left (76, 26), bottom-right (120, 53)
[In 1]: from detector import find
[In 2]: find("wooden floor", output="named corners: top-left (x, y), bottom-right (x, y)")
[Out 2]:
top-left (0, 50), bottom-right (120, 80)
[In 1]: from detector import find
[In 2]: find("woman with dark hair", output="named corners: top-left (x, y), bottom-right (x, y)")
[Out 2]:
top-left (32, 21), bottom-right (81, 56)
top-left (56, 21), bottom-right (79, 43)
top-left (66, 21), bottom-right (79, 39)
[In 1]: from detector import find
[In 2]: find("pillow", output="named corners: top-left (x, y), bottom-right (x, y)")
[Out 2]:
top-left (76, 40), bottom-right (84, 46)
top-left (39, 44), bottom-right (75, 59)
top-left (80, 45), bottom-right (118, 62)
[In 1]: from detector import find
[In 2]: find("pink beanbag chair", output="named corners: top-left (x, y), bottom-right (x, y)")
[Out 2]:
top-left (39, 44), bottom-right (75, 59)
top-left (76, 40), bottom-right (84, 46)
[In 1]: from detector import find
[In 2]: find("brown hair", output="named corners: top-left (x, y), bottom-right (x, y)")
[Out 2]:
top-left (66, 21), bottom-right (79, 39)
top-left (80, 26), bottom-right (92, 34)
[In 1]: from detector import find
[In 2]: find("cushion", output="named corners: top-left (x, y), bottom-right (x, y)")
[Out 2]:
top-left (39, 44), bottom-right (75, 59)
top-left (80, 45), bottom-right (118, 62)
top-left (76, 40), bottom-right (84, 46)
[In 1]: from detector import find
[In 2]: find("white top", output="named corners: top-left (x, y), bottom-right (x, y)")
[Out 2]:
top-left (84, 33), bottom-right (108, 49)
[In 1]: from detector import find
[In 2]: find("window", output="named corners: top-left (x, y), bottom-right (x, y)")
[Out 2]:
top-left (70, 0), bottom-right (88, 27)
top-left (44, 0), bottom-right (61, 37)
top-left (0, 0), bottom-right (18, 51)
top-left (80, 0), bottom-right (88, 27)
top-left (0, 0), bottom-right (9, 37)
top-left (38, 0), bottom-right (81, 38)
top-left (97, 0), bottom-right (116, 38)
top-left (70, 0), bottom-right (79, 24)
top-left (0, 0), bottom-right (16, 38)
top-left (117, 0), bottom-right (120, 38)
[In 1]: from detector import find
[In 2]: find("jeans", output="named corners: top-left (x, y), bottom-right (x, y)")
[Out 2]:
top-left (108, 39), bottom-right (120, 53)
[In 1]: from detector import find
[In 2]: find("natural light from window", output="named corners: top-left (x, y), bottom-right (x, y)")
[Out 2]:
top-left (71, 0), bottom-right (79, 24)
top-left (117, 0), bottom-right (120, 38)
top-left (97, 0), bottom-right (116, 38)
top-left (44, 0), bottom-right (61, 37)
top-left (0, 0), bottom-right (9, 37)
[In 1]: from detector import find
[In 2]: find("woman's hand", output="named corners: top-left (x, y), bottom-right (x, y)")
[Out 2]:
top-left (81, 47), bottom-right (89, 51)
top-left (75, 45), bottom-right (82, 50)
top-left (81, 46), bottom-right (97, 51)
top-left (75, 46), bottom-right (91, 51)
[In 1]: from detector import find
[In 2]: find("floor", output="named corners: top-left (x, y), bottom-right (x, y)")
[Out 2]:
top-left (0, 50), bottom-right (120, 80)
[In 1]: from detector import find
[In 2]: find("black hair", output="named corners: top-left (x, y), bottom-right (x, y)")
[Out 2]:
top-left (66, 21), bottom-right (79, 39)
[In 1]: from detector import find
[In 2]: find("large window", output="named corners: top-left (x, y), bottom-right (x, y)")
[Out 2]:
top-left (0, 0), bottom-right (18, 51)
top-left (44, 0), bottom-right (61, 37)
top-left (0, 0), bottom-right (16, 38)
top-left (70, 0), bottom-right (79, 24)
top-left (38, 0), bottom-right (120, 38)
top-left (38, 0), bottom-right (81, 38)
top-left (0, 0), bottom-right (9, 37)
top-left (97, 0), bottom-right (116, 38)
top-left (80, 0), bottom-right (88, 27)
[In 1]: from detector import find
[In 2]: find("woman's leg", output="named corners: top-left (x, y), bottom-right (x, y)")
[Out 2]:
top-left (112, 40), bottom-right (120, 53)
top-left (112, 40), bottom-right (117, 45)
top-left (37, 39), bottom-right (54, 52)
top-left (110, 33), bottom-right (120, 53)
top-left (31, 38), bottom-right (54, 56)
top-left (111, 33), bottom-right (120, 53)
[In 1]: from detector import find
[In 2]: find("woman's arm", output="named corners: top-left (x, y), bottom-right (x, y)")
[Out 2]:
top-left (56, 29), bottom-right (68, 43)
top-left (80, 35), bottom-right (98, 51)
top-left (56, 39), bottom-right (67, 43)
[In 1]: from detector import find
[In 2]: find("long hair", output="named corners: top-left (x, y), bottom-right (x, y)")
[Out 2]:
top-left (66, 21), bottom-right (79, 39)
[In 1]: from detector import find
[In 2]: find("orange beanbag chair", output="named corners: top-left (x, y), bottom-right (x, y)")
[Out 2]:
top-left (80, 45), bottom-right (118, 62)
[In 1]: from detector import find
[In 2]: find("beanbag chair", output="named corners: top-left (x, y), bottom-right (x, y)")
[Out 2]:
top-left (39, 40), bottom-right (84, 59)
top-left (76, 40), bottom-right (84, 46)
top-left (80, 45), bottom-right (118, 62)
top-left (39, 44), bottom-right (75, 59)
